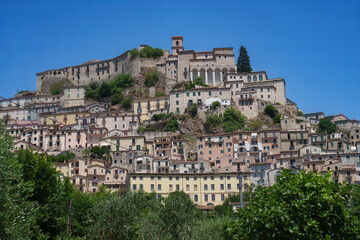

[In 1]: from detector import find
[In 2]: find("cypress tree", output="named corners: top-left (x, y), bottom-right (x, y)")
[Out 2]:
top-left (237, 46), bottom-right (253, 72)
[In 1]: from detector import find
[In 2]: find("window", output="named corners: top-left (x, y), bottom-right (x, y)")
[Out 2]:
top-left (158, 184), bottom-right (161, 190)
top-left (193, 92), bottom-right (196, 96)
top-left (151, 184), bottom-right (154, 190)
top-left (133, 184), bottom-right (136, 190)
top-left (220, 184), bottom-right (224, 190)
top-left (227, 184), bottom-right (231, 190)
top-left (221, 194), bottom-right (225, 201)
top-left (204, 184), bottom-right (208, 190)
top-left (194, 195), bottom-right (198, 202)
top-left (176, 94), bottom-right (179, 98)
top-left (209, 91), bottom-right (212, 96)
top-left (253, 75), bottom-right (257, 81)
top-left (259, 75), bottom-right (263, 81)
top-left (204, 194), bottom-right (208, 202)
top-left (212, 194), bottom-right (215, 201)
top-left (186, 93), bottom-right (189, 97)
top-left (247, 76), bottom-right (251, 82)
top-left (211, 184), bottom-right (215, 190)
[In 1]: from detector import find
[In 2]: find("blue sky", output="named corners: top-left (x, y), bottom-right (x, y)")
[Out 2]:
top-left (0, 0), bottom-right (359, 119)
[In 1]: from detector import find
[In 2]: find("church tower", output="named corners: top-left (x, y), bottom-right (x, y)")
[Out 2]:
top-left (172, 36), bottom-right (184, 55)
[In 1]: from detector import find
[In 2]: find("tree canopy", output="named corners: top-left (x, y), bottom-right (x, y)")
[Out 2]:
top-left (317, 117), bottom-right (337, 133)
top-left (264, 105), bottom-right (276, 118)
top-left (223, 170), bottom-right (360, 239)
top-left (236, 46), bottom-right (253, 73)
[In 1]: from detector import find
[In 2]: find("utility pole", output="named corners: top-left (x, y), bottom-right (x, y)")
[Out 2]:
top-left (239, 169), bottom-right (243, 209)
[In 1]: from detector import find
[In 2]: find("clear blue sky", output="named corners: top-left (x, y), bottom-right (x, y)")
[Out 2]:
top-left (0, 0), bottom-right (359, 119)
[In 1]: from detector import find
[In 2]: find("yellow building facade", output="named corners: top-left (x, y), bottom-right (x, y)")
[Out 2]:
top-left (133, 96), bottom-right (169, 123)
top-left (129, 172), bottom-right (251, 206)
top-left (40, 112), bottom-right (90, 126)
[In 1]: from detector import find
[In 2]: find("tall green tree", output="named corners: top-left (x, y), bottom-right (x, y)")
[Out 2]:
top-left (237, 46), bottom-right (253, 73)
top-left (317, 117), bottom-right (337, 133)
top-left (223, 170), bottom-right (360, 239)
top-left (0, 122), bottom-right (39, 239)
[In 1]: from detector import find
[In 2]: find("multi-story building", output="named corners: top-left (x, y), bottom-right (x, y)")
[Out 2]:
top-left (129, 172), bottom-right (250, 206)
top-left (133, 96), bottom-right (169, 123)
top-left (169, 87), bottom-right (231, 114)
top-left (280, 131), bottom-right (309, 151)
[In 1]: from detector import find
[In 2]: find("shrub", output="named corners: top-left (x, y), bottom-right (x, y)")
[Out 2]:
top-left (193, 76), bottom-right (206, 86)
top-left (211, 101), bottom-right (221, 109)
top-left (151, 113), bottom-right (172, 121)
top-left (88, 82), bottom-right (100, 91)
top-left (297, 109), bottom-right (304, 116)
top-left (111, 93), bottom-right (124, 105)
top-left (139, 46), bottom-right (164, 59)
top-left (188, 104), bottom-right (198, 117)
top-left (49, 81), bottom-right (64, 95)
top-left (155, 91), bottom-right (166, 97)
top-left (85, 89), bottom-right (100, 100)
top-left (121, 97), bottom-right (132, 110)
top-left (129, 48), bottom-right (139, 59)
top-left (274, 114), bottom-right (281, 124)
top-left (164, 119), bottom-right (179, 132)
top-left (144, 71), bottom-right (159, 87)
top-left (98, 82), bottom-right (112, 98)
top-left (296, 118), bottom-right (304, 123)
top-left (223, 107), bottom-right (245, 131)
top-left (264, 105), bottom-right (276, 118)
top-left (205, 115), bottom-right (222, 131)
top-left (111, 74), bottom-right (134, 89)
top-left (317, 117), bottom-right (336, 133)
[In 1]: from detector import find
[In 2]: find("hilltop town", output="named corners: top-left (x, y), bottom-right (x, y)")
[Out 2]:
top-left (2, 36), bottom-right (360, 207)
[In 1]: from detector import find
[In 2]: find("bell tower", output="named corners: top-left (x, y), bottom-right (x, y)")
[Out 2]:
top-left (172, 36), bottom-right (184, 55)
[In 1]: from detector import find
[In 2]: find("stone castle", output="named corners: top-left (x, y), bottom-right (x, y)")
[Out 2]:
top-left (36, 36), bottom-right (237, 93)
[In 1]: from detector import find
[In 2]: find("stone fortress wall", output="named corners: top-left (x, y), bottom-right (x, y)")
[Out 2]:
top-left (36, 36), bottom-right (237, 93)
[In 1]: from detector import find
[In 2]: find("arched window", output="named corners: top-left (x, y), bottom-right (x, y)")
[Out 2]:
top-left (247, 76), bottom-right (251, 82)
top-left (253, 75), bottom-right (257, 81)
top-left (259, 74), bottom-right (263, 81)
top-left (176, 41), bottom-right (179, 46)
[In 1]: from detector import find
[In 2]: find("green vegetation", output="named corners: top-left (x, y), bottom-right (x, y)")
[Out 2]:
top-left (274, 114), bottom-right (281, 124)
top-left (130, 46), bottom-right (164, 59)
top-left (151, 113), bottom-right (173, 121)
top-left (211, 101), bottom-right (221, 109)
top-left (2, 116), bottom-right (360, 240)
top-left (164, 118), bottom-right (179, 132)
top-left (85, 74), bottom-right (134, 108)
top-left (155, 90), bottom-right (166, 97)
top-left (204, 115), bottom-right (223, 131)
top-left (204, 107), bottom-right (245, 133)
top-left (47, 151), bottom-right (76, 163)
top-left (121, 97), bottom-right (132, 110)
top-left (236, 45), bottom-right (253, 73)
top-left (49, 81), bottom-right (65, 95)
top-left (184, 76), bottom-right (208, 89)
top-left (264, 105), bottom-right (276, 118)
top-left (188, 104), bottom-right (198, 117)
top-left (144, 71), bottom-right (159, 87)
top-left (297, 109), bottom-right (304, 116)
top-left (317, 117), bottom-right (337, 133)
top-left (223, 170), bottom-right (360, 239)
top-left (296, 118), bottom-right (304, 123)
top-left (223, 107), bottom-right (246, 132)
top-left (111, 92), bottom-right (124, 105)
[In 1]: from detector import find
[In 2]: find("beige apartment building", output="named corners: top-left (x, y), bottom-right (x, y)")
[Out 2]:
top-left (133, 96), bottom-right (169, 123)
top-left (129, 172), bottom-right (250, 206)
top-left (280, 131), bottom-right (309, 151)
top-left (169, 87), bottom-right (231, 114)
top-left (55, 158), bottom-right (127, 193)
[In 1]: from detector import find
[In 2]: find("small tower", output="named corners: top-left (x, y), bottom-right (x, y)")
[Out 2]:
top-left (172, 36), bottom-right (184, 55)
